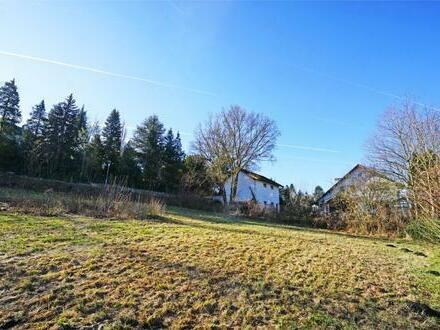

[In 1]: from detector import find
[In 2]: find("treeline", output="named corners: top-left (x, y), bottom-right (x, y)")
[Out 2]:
top-left (0, 79), bottom-right (196, 193)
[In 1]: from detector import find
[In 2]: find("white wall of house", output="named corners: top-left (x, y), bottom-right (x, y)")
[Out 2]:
top-left (224, 171), bottom-right (280, 211)
top-left (319, 166), bottom-right (370, 205)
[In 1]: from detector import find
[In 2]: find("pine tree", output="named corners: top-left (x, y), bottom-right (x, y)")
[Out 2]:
top-left (101, 109), bottom-right (122, 183)
top-left (132, 115), bottom-right (165, 190)
top-left (0, 79), bottom-right (21, 171)
top-left (23, 100), bottom-right (47, 175)
top-left (162, 129), bottom-right (185, 192)
top-left (76, 106), bottom-right (89, 180)
top-left (181, 154), bottom-right (213, 195)
top-left (84, 132), bottom-right (105, 182)
top-left (0, 79), bottom-right (21, 133)
top-left (25, 100), bottom-right (46, 138)
top-left (120, 141), bottom-right (142, 188)
top-left (43, 94), bottom-right (81, 178)
top-left (313, 185), bottom-right (324, 201)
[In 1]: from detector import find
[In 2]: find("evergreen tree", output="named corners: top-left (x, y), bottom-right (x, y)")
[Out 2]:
top-left (181, 154), bottom-right (213, 195)
top-left (120, 141), bottom-right (142, 188)
top-left (23, 100), bottom-right (47, 175)
top-left (313, 185), bottom-right (324, 201)
top-left (162, 129), bottom-right (185, 192)
top-left (0, 79), bottom-right (21, 133)
top-left (43, 94), bottom-right (81, 178)
top-left (101, 109), bottom-right (122, 183)
top-left (132, 115), bottom-right (165, 190)
top-left (84, 131), bottom-right (105, 182)
top-left (0, 79), bottom-right (21, 171)
top-left (76, 106), bottom-right (89, 180)
top-left (25, 100), bottom-right (46, 138)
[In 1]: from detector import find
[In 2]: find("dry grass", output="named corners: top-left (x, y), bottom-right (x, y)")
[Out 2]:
top-left (0, 187), bottom-right (165, 220)
top-left (0, 208), bottom-right (439, 329)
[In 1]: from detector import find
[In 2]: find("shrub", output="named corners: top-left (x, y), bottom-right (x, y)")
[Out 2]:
top-left (0, 172), bottom-right (220, 213)
top-left (406, 217), bottom-right (440, 243)
top-left (0, 184), bottom-right (166, 220)
top-left (316, 179), bottom-right (410, 237)
top-left (232, 201), bottom-right (277, 220)
top-left (130, 198), bottom-right (165, 219)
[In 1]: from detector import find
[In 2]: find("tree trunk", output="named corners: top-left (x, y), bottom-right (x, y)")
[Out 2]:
top-left (230, 171), bottom-right (239, 204)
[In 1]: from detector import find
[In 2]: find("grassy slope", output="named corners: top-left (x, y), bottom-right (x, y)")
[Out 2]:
top-left (0, 208), bottom-right (439, 329)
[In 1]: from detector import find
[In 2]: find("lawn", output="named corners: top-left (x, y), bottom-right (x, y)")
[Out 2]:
top-left (0, 208), bottom-right (439, 329)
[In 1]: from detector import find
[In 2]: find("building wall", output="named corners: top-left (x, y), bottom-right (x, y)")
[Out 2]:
top-left (320, 166), bottom-right (370, 205)
top-left (224, 171), bottom-right (280, 211)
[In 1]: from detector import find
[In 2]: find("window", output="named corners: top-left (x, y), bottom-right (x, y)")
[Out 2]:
top-left (270, 185), bottom-right (273, 190)
top-left (263, 183), bottom-right (267, 188)
top-left (264, 201), bottom-right (267, 205)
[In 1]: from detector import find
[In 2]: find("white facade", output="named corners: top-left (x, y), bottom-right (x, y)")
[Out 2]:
top-left (319, 165), bottom-right (371, 205)
top-left (318, 164), bottom-right (378, 214)
top-left (224, 170), bottom-right (281, 212)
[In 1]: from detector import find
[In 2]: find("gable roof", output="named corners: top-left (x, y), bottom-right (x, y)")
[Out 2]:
top-left (241, 169), bottom-right (283, 187)
top-left (317, 164), bottom-right (372, 204)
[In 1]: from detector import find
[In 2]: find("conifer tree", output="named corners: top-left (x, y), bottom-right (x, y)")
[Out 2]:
top-left (101, 109), bottom-right (122, 182)
top-left (85, 131), bottom-right (105, 182)
top-left (23, 100), bottom-right (47, 175)
top-left (43, 94), bottom-right (80, 178)
top-left (25, 100), bottom-right (46, 138)
top-left (0, 79), bottom-right (21, 133)
top-left (0, 79), bottom-right (21, 171)
top-left (132, 115), bottom-right (165, 190)
top-left (76, 106), bottom-right (89, 180)
top-left (120, 141), bottom-right (142, 187)
top-left (162, 129), bottom-right (185, 192)
top-left (181, 154), bottom-right (213, 195)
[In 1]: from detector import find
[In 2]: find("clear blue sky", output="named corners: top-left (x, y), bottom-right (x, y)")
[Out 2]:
top-left (1, 1), bottom-right (439, 191)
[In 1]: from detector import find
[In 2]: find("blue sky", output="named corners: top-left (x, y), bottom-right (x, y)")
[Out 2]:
top-left (1, 1), bottom-right (439, 191)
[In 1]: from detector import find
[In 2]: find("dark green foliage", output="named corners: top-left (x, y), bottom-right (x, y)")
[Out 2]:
top-left (101, 109), bottom-right (123, 182)
top-left (120, 142), bottom-right (142, 188)
top-left (43, 94), bottom-right (81, 178)
top-left (0, 79), bottom-right (22, 171)
top-left (0, 78), bottom-right (201, 197)
top-left (132, 115), bottom-right (165, 190)
top-left (0, 79), bottom-right (21, 133)
top-left (313, 185), bottom-right (324, 201)
top-left (0, 132), bottom-right (22, 171)
top-left (24, 100), bottom-right (46, 139)
top-left (162, 129), bottom-right (185, 192)
top-left (76, 107), bottom-right (89, 180)
top-left (181, 155), bottom-right (213, 195)
top-left (279, 184), bottom-right (314, 223)
top-left (23, 100), bottom-right (47, 175)
top-left (83, 131), bottom-right (104, 182)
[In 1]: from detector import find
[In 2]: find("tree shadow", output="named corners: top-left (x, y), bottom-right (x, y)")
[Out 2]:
top-left (162, 208), bottom-right (395, 244)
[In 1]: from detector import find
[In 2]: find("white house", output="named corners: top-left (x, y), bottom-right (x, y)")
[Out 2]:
top-left (317, 164), bottom-right (375, 214)
top-left (223, 169), bottom-right (282, 212)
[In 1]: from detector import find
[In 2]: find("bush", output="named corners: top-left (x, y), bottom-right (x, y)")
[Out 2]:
top-left (0, 185), bottom-right (166, 220)
top-left (406, 218), bottom-right (440, 243)
top-left (130, 198), bottom-right (165, 219)
top-left (315, 179), bottom-right (410, 237)
top-left (0, 172), bottom-right (220, 212)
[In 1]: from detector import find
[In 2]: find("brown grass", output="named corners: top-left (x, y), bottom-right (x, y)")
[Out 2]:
top-left (0, 208), bottom-right (439, 329)
top-left (0, 187), bottom-right (165, 220)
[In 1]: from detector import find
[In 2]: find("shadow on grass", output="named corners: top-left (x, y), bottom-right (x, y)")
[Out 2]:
top-left (163, 207), bottom-right (395, 244)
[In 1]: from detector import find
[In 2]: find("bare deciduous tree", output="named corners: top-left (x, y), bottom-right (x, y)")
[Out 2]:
top-left (193, 105), bottom-right (280, 203)
top-left (367, 100), bottom-right (440, 218)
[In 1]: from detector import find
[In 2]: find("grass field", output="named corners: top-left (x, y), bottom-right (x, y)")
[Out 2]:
top-left (1, 208), bottom-right (439, 329)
